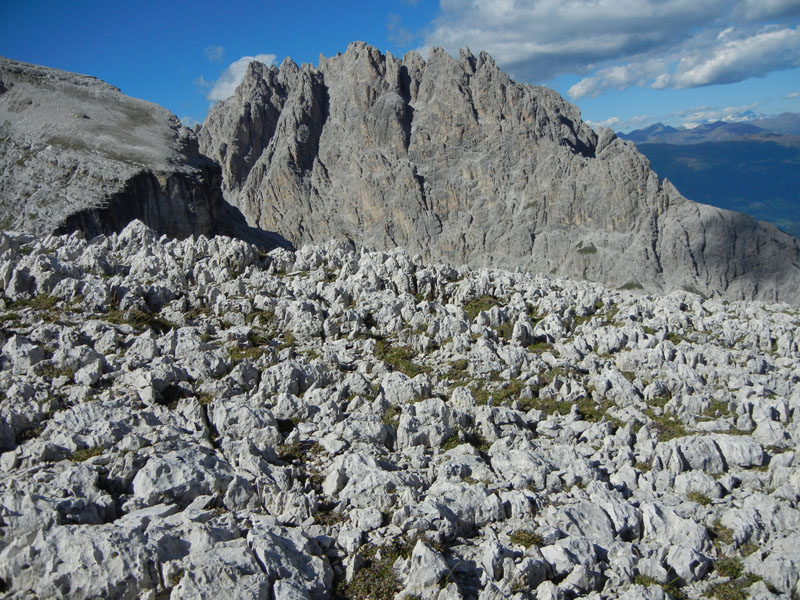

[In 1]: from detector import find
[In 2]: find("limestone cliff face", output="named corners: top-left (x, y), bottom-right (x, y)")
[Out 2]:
top-left (0, 57), bottom-right (225, 239)
top-left (200, 42), bottom-right (800, 302)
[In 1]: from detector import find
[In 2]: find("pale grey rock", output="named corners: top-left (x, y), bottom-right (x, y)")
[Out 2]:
top-left (130, 445), bottom-right (235, 509)
top-left (559, 564), bottom-right (603, 595)
top-left (673, 471), bottom-right (725, 499)
top-left (2, 335), bottom-right (44, 373)
top-left (247, 517), bottom-right (333, 599)
top-left (0, 57), bottom-right (229, 240)
top-left (721, 494), bottom-right (800, 545)
top-left (336, 528), bottom-right (363, 555)
top-left (381, 371), bottom-right (431, 405)
top-left (0, 523), bottom-right (153, 599)
top-left (489, 437), bottom-right (555, 491)
top-left (437, 445), bottom-right (495, 485)
top-left (742, 534), bottom-right (800, 595)
top-left (0, 222), bottom-right (798, 599)
top-left (169, 544), bottom-right (269, 600)
top-left (652, 436), bottom-right (727, 475)
top-left (349, 507), bottom-right (383, 531)
top-left (617, 584), bottom-right (667, 600)
top-left (397, 412), bottom-right (452, 450)
top-left (663, 545), bottom-right (711, 583)
top-left (712, 434), bottom-right (767, 469)
top-left (200, 42), bottom-right (800, 303)
top-left (640, 502), bottom-right (709, 551)
top-left (541, 501), bottom-right (617, 544)
top-left (535, 580), bottom-right (567, 600)
top-left (401, 539), bottom-right (450, 596)
top-left (540, 544), bottom-right (579, 579)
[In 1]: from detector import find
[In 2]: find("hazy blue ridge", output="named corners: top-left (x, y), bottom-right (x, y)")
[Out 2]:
top-left (636, 139), bottom-right (800, 239)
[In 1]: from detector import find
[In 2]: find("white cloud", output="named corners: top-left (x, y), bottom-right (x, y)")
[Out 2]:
top-left (568, 58), bottom-right (666, 98)
top-left (787, 91), bottom-right (800, 98)
top-left (207, 54), bottom-right (277, 102)
top-left (427, 0), bottom-right (728, 82)
top-left (204, 45), bottom-right (225, 63)
top-left (675, 103), bottom-right (761, 126)
top-left (666, 26), bottom-right (800, 88)
top-left (424, 1), bottom-right (800, 97)
top-left (180, 116), bottom-right (200, 128)
top-left (590, 113), bottom-right (653, 132)
top-left (388, 13), bottom-right (414, 46)
top-left (586, 116), bottom-right (621, 130)
top-left (569, 26), bottom-right (800, 98)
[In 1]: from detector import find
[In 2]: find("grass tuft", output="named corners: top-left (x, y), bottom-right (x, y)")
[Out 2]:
top-left (632, 574), bottom-right (686, 600)
top-left (688, 491), bottom-right (712, 506)
top-left (509, 530), bottom-right (542, 548)
top-left (337, 541), bottom-right (413, 600)
top-left (71, 446), bottom-right (103, 462)
top-left (375, 339), bottom-right (430, 377)
top-left (463, 295), bottom-right (501, 321)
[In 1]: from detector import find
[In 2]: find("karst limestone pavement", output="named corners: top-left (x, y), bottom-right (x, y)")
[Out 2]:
top-left (0, 221), bottom-right (798, 598)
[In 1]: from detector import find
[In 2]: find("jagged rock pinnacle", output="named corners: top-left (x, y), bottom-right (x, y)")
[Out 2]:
top-left (200, 42), bottom-right (800, 303)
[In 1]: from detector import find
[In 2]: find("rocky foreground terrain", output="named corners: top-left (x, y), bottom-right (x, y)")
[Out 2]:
top-left (0, 220), bottom-right (798, 599)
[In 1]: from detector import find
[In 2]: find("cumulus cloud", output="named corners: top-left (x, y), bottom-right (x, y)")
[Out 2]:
top-left (179, 116), bottom-right (200, 128)
top-left (568, 58), bottom-right (666, 98)
top-left (207, 54), bottom-right (277, 102)
top-left (673, 103), bottom-right (761, 126)
top-left (204, 45), bottom-right (225, 63)
top-left (587, 113), bottom-right (653, 132)
top-left (586, 116), bottom-right (620, 130)
top-left (424, 0), bottom-right (800, 97)
top-left (570, 26), bottom-right (800, 97)
top-left (666, 26), bottom-right (800, 89)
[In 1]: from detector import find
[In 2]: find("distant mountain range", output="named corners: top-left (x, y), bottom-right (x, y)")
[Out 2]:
top-left (618, 112), bottom-right (800, 144)
top-left (619, 114), bottom-right (800, 238)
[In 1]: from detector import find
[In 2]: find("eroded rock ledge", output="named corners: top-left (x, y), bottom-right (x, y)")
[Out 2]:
top-left (0, 56), bottom-right (226, 240)
top-left (0, 222), bottom-right (798, 599)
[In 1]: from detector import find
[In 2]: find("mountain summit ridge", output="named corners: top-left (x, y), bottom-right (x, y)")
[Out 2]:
top-left (199, 42), bottom-right (799, 303)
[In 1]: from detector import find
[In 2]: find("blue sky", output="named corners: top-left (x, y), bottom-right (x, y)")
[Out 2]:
top-left (2, 0), bottom-right (799, 132)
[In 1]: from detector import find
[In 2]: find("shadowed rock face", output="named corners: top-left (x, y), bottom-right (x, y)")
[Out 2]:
top-left (200, 42), bottom-right (800, 303)
top-left (0, 56), bottom-right (225, 239)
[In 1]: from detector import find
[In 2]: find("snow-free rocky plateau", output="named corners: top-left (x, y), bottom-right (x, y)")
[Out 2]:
top-left (0, 221), bottom-right (799, 599)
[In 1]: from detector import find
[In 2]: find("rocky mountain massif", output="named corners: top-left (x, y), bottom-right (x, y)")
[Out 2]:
top-left (0, 221), bottom-right (798, 599)
top-left (0, 56), bottom-right (286, 246)
top-left (1, 49), bottom-right (799, 303)
top-left (199, 42), bottom-right (800, 304)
